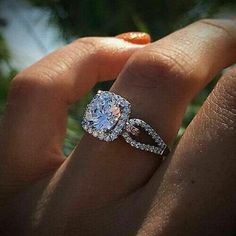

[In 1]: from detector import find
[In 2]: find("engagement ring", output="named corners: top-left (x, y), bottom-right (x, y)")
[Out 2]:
top-left (82, 90), bottom-right (170, 157)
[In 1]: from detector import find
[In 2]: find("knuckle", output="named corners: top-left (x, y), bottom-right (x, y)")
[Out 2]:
top-left (218, 68), bottom-right (236, 107)
top-left (71, 37), bottom-right (115, 58)
top-left (208, 68), bottom-right (236, 129)
top-left (72, 37), bottom-right (98, 55)
top-left (69, 37), bottom-right (110, 69)
top-left (8, 37), bottom-right (110, 103)
top-left (73, 36), bottom-right (133, 58)
top-left (9, 72), bottom-right (53, 101)
top-left (124, 47), bottom-right (195, 92)
top-left (198, 18), bottom-right (236, 40)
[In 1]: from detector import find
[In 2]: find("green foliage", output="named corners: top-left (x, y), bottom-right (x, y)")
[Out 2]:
top-left (0, 68), bottom-right (17, 117)
top-left (0, 32), bottom-right (17, 119)
top-left (28, 0), bottom-right (236, 39)
top-left (0, 34), bottom-right (10, 62)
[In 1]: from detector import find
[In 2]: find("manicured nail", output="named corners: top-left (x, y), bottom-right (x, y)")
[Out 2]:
top-left (116, 32), bottom-right (151, 45)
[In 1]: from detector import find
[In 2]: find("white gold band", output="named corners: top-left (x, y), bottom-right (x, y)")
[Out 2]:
top-left (122, 119), bottom-right (169, 156)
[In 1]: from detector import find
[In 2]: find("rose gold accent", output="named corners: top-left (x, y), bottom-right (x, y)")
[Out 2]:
top-left (111, 106), bottom-right (121, 119)
top-left (125, 123), bottom-right (140, 136)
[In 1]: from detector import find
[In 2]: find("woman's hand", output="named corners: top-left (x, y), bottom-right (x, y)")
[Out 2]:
top-left (0, 19), bottom-right (236, 236)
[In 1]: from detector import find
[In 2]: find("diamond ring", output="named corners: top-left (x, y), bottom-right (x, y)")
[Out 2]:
top-left (82, 90), bottom-right (170, 157)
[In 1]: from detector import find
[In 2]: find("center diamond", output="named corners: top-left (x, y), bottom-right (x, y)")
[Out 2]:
top-left (85, 93), bottom-right (121, 131)
top-left (82, 91), bottom-right (131, 141)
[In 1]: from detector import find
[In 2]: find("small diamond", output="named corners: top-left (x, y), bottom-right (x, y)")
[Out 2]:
top-left (104, 136), bottom-right (111, 142)
top-left (135, 142), bottom-right (141, 148)
top-left (98, 132), bottom-right (104, 140)
top-left (150, 146), bottom-right (155, 152)
top-left (82, 123), bottom-right (88, 130)
top-left (130, 141), bottom-right (136, 147)
top-left (140, 145), bottom-right (145, 150)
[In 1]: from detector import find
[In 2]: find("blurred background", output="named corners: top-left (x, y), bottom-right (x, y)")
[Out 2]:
top-left (0, 0), bottom-right (235, 155)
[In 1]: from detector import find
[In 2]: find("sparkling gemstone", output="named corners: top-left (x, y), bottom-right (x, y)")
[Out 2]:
top-left (85, 93), bottom-right (121, 131)
top-left (98, 132), bottom-right (104, 140)
top-left (82, 91), bottom-right (131, 142)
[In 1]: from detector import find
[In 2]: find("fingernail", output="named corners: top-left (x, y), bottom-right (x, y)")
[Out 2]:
top-left (116, 32), bottom-right (151, 45)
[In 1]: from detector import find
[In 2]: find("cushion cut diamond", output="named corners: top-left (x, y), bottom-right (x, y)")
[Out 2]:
top-left (85, 95), bottom-right (121, 131)
top-left (82, 91), bottom-right (131, 141)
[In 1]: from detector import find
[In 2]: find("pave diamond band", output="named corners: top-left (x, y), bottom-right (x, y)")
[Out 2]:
top-left (122, 119), bottom-right (169, 156)
top-left (82, 90), bottom-right (170, 157)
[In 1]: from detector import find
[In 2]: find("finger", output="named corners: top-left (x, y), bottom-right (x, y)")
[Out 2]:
top-left (66, 19), bottom-right (236, 209)
top-left (140, 66), bottom-right (236, 235)
top-left (0, 35), bottom-right (148, 186)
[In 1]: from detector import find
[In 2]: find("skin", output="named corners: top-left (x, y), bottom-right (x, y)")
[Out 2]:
top-left (0, 19), bottom-right (236, 235)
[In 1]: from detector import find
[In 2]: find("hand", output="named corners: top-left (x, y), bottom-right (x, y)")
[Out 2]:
top-left (0, 19), bottom-right (236, 236)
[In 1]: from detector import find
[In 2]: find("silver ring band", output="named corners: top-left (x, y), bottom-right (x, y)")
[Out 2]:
top-left (82, 90), bottom-right (169, 157)
top-left (122, 119), bottom-right (169, 156)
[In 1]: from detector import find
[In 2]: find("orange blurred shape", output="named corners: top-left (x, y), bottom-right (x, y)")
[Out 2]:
top-left (116, 32), bottom-right (151, 44)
